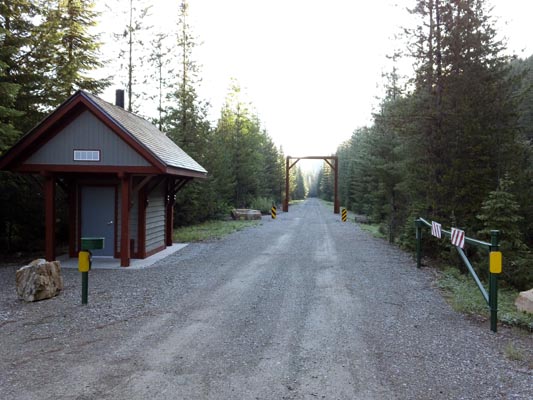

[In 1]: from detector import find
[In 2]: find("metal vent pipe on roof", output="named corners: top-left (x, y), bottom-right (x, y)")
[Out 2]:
top-left (115, 89), bottom-right (125, 108)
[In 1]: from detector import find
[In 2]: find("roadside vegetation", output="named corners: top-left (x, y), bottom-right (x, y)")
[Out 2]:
top-left (358, 223), bottom-right (387, 240)
top-left (0, 1), bottom-right (308, 258)
top-left (173, 220), bottom-right (260, 243)
top-left (437, 267), bottom-right (533, 331)
top-left (316, 1), bottom-right (532, 294)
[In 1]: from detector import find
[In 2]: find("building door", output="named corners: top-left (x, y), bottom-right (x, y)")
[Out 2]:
top-left (81, 186), bottom-right (115, 257)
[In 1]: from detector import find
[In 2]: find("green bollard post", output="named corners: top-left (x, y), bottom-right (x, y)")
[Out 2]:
top-left (489, 230), bottom-right (500, 333)
top-left (415, 219), bottom-right (422, 268)
top-left (79, 250), bottom-right (91, 305)
top-left (81, 272), bottom-right (88, 305)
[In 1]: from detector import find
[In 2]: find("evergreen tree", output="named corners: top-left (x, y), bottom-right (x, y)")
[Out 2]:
top-left (0, 61), bottom-right (23, 154)
top-left (508, 55), bottom-right (533, 245)
top-left (43, 0), bottom-right (109, 104)
top-left (318, 162), bottom-right (334, 202)
top-left (292, 166), bottom-right (306, 200)
top-left (111, 0), bottom-right (152, 112)
top-left (0, 0), bottom-right (46, 132)
top-left (165, 0), bottom-right (207, 160)
top-left (404, 0), bottom-right (519, 228)
top-left (148, 32), bottom-right (172, 130)
top-left (477, 177), bottom-right (532, 289)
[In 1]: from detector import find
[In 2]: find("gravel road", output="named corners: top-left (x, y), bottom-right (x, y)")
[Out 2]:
top-left (1, 198), bottom-right (532, 400)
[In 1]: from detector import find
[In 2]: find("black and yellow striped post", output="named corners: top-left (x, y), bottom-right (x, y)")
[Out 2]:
top-left (271, 205), bottom-right (277, 219)
top-left (341, 208), bottom-right (347, 222)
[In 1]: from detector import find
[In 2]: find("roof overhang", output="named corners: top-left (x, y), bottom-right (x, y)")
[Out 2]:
top-left (0, 91), bottom-right (206, 180)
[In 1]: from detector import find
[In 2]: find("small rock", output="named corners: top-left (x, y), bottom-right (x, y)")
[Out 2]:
top-left (231, 209), bottom-right (262, 220)
top-left (15, 259), bottom-right (63, 302)
top-left (515, 288), bottom-right (533, 314)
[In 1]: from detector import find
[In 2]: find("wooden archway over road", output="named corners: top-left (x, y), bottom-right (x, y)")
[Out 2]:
top-left (283, 156), bottom-right (339, 214)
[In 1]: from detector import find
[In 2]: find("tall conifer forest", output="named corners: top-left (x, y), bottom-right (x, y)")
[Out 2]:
top-left (0, 0), bottom-right (531, 289)
top-left (317, 0), bottom-right (533, 289)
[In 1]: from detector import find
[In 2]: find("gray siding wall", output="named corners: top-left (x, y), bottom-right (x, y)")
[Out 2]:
top-left (25, 110), bottom-right (150, 166)
top-left (145, 182), bottom-right (166, 253)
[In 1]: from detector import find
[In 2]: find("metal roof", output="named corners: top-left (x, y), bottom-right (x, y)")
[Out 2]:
top-left (82, 91), bottom-right (207, 174)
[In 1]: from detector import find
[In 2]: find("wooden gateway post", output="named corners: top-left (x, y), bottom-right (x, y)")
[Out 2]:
top-left (283, 156), bottom-right (339, 214)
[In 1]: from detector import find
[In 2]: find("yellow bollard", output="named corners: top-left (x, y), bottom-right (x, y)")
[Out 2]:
top-left (78, 250), bottom-right (91, 304)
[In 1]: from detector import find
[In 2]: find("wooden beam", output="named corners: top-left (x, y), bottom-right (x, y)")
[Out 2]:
top-left (138, 188), bottom-right (146, 258)
top-left (288, 158), bottom-right (300, 170)
top-left (334, 156), bottom-right (340, 214)
top-left (287, 156), bottom-right (335, 160)
top-left (172, 177), bottom-right (192, 196)
top-left (324, 159), bottom-right (334, 169)
top-left (120, 174), bottom-right (130, 267)
top-left (44, 175), bottom-right (56, 261)
top-left (144, 175), bottom-right (166, 196)
top-left (283, 156), bottom-right (290, 212)
top-left (132, 175), bottom-right (153, 194)
top-left (68, 181), bottom-right (77, 257)
top-left (283, 155), bottom-right (339, 214)
top-left (165, 177), bottom-right (176, 247)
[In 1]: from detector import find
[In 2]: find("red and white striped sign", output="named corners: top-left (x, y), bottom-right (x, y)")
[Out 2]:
top-left (431, 221), bottom-right (442, 238)
top-left (451, 228), bottom-right (465, 249)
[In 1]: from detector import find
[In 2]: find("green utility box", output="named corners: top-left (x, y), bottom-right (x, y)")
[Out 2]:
top-left (81, 237), bottom-right (104, 251)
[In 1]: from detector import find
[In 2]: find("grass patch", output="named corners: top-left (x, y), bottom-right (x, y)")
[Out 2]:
top-left (173, 220), bottom-right (260, 243)
top-left (504, 342), bottom-right (525, 362)
top-left (359, 223), bottom-right (387, 239)
top-left (437, 267), bottom-right (533, 330)
top-left (289, 199), bottom-right (306, 205)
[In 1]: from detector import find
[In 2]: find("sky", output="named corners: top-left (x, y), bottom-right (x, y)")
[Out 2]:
top-left (96, 0), bottom-right (533, 161)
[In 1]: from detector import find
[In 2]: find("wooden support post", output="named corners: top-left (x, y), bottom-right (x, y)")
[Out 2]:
top-left (120, 174), bottom-right (130, 267)
top-left (138, 188), bottom-right (147, 258)
top-left (165, 178), bottom-right (176, 247)
top-left (334, 156), bottom-right (340, 214)
top-left (283, 156), bottom-right (290, 212)
top-left (44, 174), bottom-right (56, 261)
top-left (68, 182), bottom-right (77, 258)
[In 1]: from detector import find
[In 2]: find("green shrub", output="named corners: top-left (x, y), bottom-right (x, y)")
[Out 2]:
top-left (250, 197), bottom-right (275, 214)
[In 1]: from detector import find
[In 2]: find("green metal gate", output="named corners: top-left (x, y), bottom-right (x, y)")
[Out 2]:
top-left (415, 217), bottom-right (502, 332)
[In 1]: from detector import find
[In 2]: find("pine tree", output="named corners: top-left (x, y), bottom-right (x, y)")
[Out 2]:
top-left (405, 0), bottom-right (519, 228)
top-left (0, 0), bottom-right (47, 132)
top-left (292, 167), bottom-right (306, 200)
top-left (165, 0), bottom-right (207, 160)
top-left (148, 32), bottom-right (172, 130)
top-left (110, 0), bottom-right (152, 112)
top-left (318, 162), bottom-right (334, 202)
top-left (0, 61), bottom-right (23, 154)
top-left (43, 0), bottom-right (109, 104)
top-left (477, 176), bottom-right (532, 289)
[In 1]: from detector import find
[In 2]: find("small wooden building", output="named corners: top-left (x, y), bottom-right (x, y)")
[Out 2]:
top-left (0, 90), bottom-right (207, 266)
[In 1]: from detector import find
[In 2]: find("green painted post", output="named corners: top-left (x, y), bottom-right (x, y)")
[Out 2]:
top-left (81, 271), bottom-right (88, 305)
top-left (489, 230), bottom-right (500, 333)
top-left (415, 219), bottom-right (422, 268)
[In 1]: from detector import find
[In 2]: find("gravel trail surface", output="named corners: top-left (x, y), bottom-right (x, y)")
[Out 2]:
top-left (1, 198), bottom-right (531, 399)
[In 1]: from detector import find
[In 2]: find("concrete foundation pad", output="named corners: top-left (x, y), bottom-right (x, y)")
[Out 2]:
top-left (57, 243), bottom-right (188, 270)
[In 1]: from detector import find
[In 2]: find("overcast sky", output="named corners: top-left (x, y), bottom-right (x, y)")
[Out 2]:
top-left (97, 0), bottom-right (533, 159)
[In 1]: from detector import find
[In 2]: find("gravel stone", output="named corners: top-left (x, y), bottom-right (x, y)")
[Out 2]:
top-left (0, 198), bottom-right (531, 399)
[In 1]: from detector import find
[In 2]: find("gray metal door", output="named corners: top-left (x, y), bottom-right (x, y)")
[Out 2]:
top-left (81, 186), bottom-right (115, 257)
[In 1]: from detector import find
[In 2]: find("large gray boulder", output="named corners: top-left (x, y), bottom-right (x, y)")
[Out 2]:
top-left (515, 288), bottom-right (533, 314)
top-left (16, 259), bottom-right (63, 302)
top-left (231, 209), bottom-right (262, 220)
